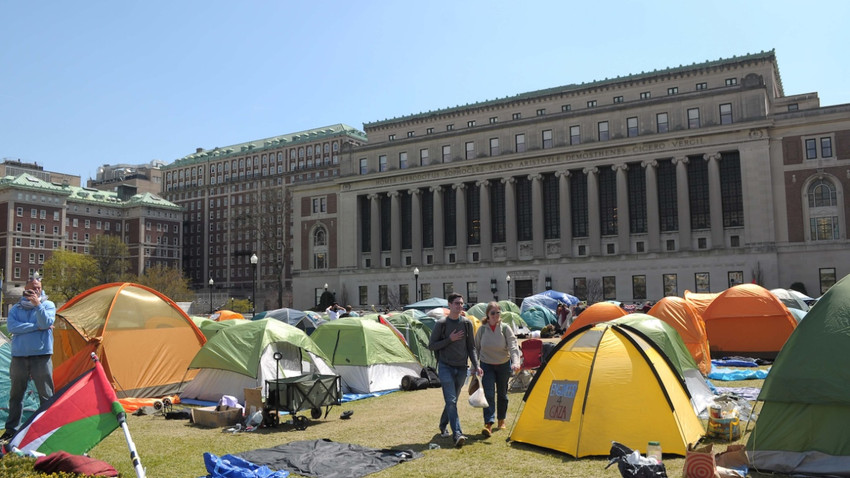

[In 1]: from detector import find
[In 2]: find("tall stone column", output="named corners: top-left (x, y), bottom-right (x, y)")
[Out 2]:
top-left (674, 156), bottom-right (691, 251)
top-left (530, 173), bottom-right (544, 258)
top-left (615, 164), bottom-right (630, 254)
top-left (409, 188), bottom-right (422, 265)
top-left (431, 185), bottom-right (444, 264)
top-left (368, 193), bottom-right (381, 267)
top-left (556, 171), bottom-right (572, 257)
top-left (642, 160), bottom-right (660, 252)
top-left (584, 167), bottom-right (601, 255)
top-left (706, 153), bottom-right (724, 248)
top-left (477, 179), bottom-right (492, 262)
top-left (503, 177), bottom-right (517, 260)
top-left (454, 183), bottom-right (467, 264)
top-left (389, 191), bottom-right (401, 267)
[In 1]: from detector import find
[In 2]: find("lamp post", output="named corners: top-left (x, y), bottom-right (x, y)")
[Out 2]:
top-left (208, 277), bottom-right (214, 314)
top-left (506, 274), bottom-right (512, 302)
top-left (545, 276), bottom-right (552, 290)
top-left (413, 267), bottom-right (420, 302)
top-left (250, 253), bottom-right (258, 316)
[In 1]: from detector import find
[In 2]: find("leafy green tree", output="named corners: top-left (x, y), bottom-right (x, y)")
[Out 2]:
top-left (42, 250), bottom-right (100, 302)
top-left (89, 234), bottom-right (130, 283)
top-left (135, 264), bottom-right (195, 302)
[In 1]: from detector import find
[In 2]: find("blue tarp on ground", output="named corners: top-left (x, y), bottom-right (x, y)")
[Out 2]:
top-left (708, 367), bottom-right (770, 381)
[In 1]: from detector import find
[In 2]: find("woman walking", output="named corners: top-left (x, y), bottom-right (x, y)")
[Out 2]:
top-left (474, 301), bottom-right (520, 437)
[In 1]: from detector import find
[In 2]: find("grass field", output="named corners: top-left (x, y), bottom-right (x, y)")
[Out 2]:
top-left (72, 371), bottom-right (783, 478)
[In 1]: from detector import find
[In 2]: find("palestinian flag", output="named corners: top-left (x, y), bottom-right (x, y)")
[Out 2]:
top-left (9, 360), bottom-right (123, 455)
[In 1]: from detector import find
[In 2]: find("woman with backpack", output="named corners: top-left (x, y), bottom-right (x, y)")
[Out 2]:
top-left (474, 301), bottom-right (521, 437)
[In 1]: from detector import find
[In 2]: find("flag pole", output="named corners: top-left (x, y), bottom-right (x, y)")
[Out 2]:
top-left (91, 353), bottom-right (146, 478)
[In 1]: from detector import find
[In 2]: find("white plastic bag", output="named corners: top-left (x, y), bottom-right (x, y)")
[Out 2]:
top-left (468, 386), bottom-right (488, 408)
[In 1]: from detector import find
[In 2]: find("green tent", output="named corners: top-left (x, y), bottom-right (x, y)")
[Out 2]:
top-left (310, 317), bottom-right (422, 393)
top-left (498, 300), bottom-right (520, 315)
top-left (499, 311), bottom-right (530, 336)
top-left (180, 318), bottom-right (334, 404)
top-left (190, 316), bottom-right (243, 340)
top-left (466, 302), bottom-right (488, 320)
top-left (749, 274), bottom-right (850, 475)
top-left (384, 313), bottom-right (437, 369)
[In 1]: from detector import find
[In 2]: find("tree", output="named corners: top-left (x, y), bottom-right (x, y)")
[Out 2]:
top-left (586, 278), bottom-right (603, 305)
top-left (89, 234), bottom-right (130, 283)
top-left (134, 264), bottom-right (195, 302)
top-left (42, 250), bottom-right (100, 302)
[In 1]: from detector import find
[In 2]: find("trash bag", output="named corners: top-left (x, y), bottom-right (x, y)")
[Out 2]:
top-left (605, 441), bottom-right (668, 478)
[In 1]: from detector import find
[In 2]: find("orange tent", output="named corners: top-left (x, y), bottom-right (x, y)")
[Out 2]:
top-left (564, 301), bottom-right (627, 336)
top-left (701, 284), bottom-right (797, 358)
top-left (683, 290), bottom-right (720, 318)
top-left (648, 297), bottom-right (711, 375)
top-left (52, 283), bottom-right (207, 398)
top-left (210, 309), bottom-right (245, 321)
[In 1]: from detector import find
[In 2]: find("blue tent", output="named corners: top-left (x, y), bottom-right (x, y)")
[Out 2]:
top-left (520, 306), bottom-right (559, 331)
top-left (403, 297), bottom-right (449, 312)
top-left (520, 291), bottom-right (579, 314)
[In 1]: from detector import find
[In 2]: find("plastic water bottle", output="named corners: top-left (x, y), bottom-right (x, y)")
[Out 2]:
top-left (647, 441), bottom-right (662, 463)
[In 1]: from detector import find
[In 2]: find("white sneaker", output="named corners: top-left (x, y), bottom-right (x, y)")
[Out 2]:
top-left (440, 429), bottom-right (451, 438)
top-left (454, 434), bottom-right (467, 448)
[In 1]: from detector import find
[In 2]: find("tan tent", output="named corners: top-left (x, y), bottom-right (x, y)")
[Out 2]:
top-left (53, 283), bottom-right (206, 398)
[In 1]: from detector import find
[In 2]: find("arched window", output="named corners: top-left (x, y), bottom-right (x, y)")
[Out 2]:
top-left (312, 226), bottom-right (328, 269)
top-left (806, 177), bottom-right (841, 241)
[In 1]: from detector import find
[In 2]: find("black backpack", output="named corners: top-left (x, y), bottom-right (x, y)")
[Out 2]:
top-left (420, 366), bottom-right (441, 388)
top-left (401, 375), bottom-right (430, 391)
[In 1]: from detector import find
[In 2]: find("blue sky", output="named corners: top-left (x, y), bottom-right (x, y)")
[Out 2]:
top-left (2, 1), bottom-right (848, 181)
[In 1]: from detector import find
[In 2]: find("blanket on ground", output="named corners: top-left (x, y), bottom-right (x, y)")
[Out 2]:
top-left (235, 439), bottom-right (421, 478)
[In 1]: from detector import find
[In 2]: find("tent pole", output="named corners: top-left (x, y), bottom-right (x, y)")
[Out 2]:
top-left (117, 412), bottom-right (146, 478)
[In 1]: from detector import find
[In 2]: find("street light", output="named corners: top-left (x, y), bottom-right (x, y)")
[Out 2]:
top-left (545, 276), bottom-right (552, 290)
top-left (413, 267), bottom-right (420, 302)
top-left (208, 277), bottom-right (214, 315)
top-left (250, 253), bottom-right (258, 316)
top-left (506, 274), bottom-right (511, 302)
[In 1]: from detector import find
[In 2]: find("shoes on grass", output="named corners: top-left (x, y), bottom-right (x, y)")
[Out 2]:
top-left (454, 434), bottom-right (467, 448)
top-left (440, 428), bottom-right (451, 438)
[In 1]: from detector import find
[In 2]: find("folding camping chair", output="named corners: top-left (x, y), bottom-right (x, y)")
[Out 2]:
top-left (508, 338), bottom-right (543, 391)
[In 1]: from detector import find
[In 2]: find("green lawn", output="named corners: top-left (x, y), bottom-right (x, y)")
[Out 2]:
top-left (61, 372), bottom-right (783, 478)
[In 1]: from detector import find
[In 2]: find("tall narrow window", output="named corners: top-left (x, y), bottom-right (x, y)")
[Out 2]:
top-left (821, 137), bottom-right (833, 158)
top-left (444, 187), bottom-right (456, 247)
top-left (657, 113), bottom-right (668, 133)
top-left (570, 125), bottom-right (581, 145)
top-left (542, 129), bottom-right (553, 149)
top-left (542, 173), bottom-right (559, 239)
top-left (401, 193), bottom-right (412, 249)
top-left (465, 141), bottom-right (475, 159)
top-left (570, 172), bottom-right (588, 238)
top-left (489, 137), bottom-right (500, 156)
top-left (420, 148), bottom-right (429, 165)
top-left (688, 108), bottom-right (700, 129)
top-left (442, 145), bottom-right (451, 162)
top-left (399, 151), bottom-right (408, 169)
top-left (359, 158), bottom-right (367, 175)
top-left (627, 117), bottom-right (638, 137)
top-left (688, 157), bottom-right (710, 230)
top-left (467, 183), bottom-right (480, 245)
top-left (598, 121), bottom-right (609, 141)
top-left (657, 160), bottom-right (678, 231)
top-left (379, 155), bottom-right (387, 172)
top-left (516, 177), bottom-right (532, 241)
top-left (422, 189), bottom-right (433, 248)
top-left (720, 152), bottom-right (744, 227)
top-left (515, 134), bottom-right (526, 153)
top-left (806, 139), bottom-right (818, 159)
top-left (628, 163), bottom-right (647, 233)
top-left (490, 181), bottom-right (506, 243)
top-left (719, 103), bottom-right (733, 125)
top-left (598, 168), bottom-right (617, 236)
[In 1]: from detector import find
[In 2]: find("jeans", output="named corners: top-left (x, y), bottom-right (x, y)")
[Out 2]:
top-left (5, 354), bottom-right (53, 432)
top-left (481, 361), bottom-right (511, 425)
top-left (437, 362), bottom-right (468, 438)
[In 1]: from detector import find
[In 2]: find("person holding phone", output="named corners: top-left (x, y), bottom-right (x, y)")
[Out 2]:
top-left (1, 276), bottom-right (56, 441)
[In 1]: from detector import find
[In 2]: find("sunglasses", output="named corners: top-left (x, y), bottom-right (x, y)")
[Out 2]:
top-left (489, 311), bottom-right (501, 315)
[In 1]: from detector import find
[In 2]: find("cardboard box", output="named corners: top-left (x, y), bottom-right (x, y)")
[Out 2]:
top-left (191, 406), bottom-right (243, 428)
top-left (244, 387), bottom-right (264, 414)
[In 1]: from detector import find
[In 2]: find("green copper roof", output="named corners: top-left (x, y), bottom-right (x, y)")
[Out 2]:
top-left (0, 173), bottom-right (180, 210)
top-left (166, 123), bottom-right (367, 168)
top-left (365, 50), bottom-right (780, 127)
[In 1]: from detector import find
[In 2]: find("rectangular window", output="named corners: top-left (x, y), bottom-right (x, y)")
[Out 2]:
top-left (810, 216), bottom-right (840, 240)
top-left (562, 104), bottom-right (571, 112)
top-left (466, 282), bottom-right (478, 304)
top-left (805, 139), bottom-right (817, 159)
top-left (542, 129), bottom-right (553, 149)
top-left (821, 137), bottom-right (833, 158)
top-left (787, 103), bottom-right (798, 111)
top-left (728, 271), bottom-right (743, 287)
top-left (442, 145), bottom-right (451, 162)
top-left (640, 92), bottom-right (651, 99)
top-left (820, 268), bottom-right (836, 295)
top-left (573, 277), bottom-right (587, 301)
top-left (378, 285), bottom-right (388, 305)
top-left (512, 113), bottom-right (521, 120)
top-left (407, 131), bottom-right (415, 138)
top-left (426, 127), bottom-right (434, 135)
top-left (632, 275), bottom-right (647, 300)
top-left (442, 282), bottom-right (454, 298)
top-left (419, 148), bottom-right (429, 165)
top-left (666, 239), bottom-right (675, 251)
top-left (627, 117), bottom-right (638, 137)
top-left (570, 125), bottom-right (580, 145)
top-left (379, 155), bottom-right (387, 172)
top-left (598, 121), bottom-right (609, 141)
top-left (695, 272), bottom-right (710, 293)
top-left (696, 82), bottom-right (707, 90)
top-left (16, 207), bottom-right (22, 217)
top-left (399, 151), bottom-right (408, 169)
top-left (725, 77), bottom-right (738, 86)
top-left (421, 282), bottom-right (431, 299)
top-left (489, 137), bottom-right (500, 156)
top-left (667, 87), bottom-right (678, 95)
top-left (657, 113), bottom-right (669, 133)
top-left (587, 100), bottom-right (597, 108)
top-left (536, 108), bottom-right (546, 116)
top-left (613, 96), bottom-right (623, 104)
top-left (663, 273), bottom-right (678, 296)
top-left (465, 141), bottom-right (475, 159)
top-left (359, 158), bottom-right (367, 174)
top-left (602, 276), bottom-right (616, 300)
top-left (359, 286), bottom-right (368, 305)
top-left (687, 108), bottom-right (700, 128)
top-left (467, 120), bottom-right (476, 128)
top-left (388, 134), bottom-right (395, 141)
top-left (515, 134), bottom-right (526, 153)
top-left (446, 124), bottom-right (453, 131)
top-left (489, 117), bottom-right (498, 124)
top-left (720, 103), bottom-right (733, 125)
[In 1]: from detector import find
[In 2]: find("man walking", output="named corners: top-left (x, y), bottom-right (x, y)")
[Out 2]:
top-left (428, 293), bottom-right (480, 448)
top-left (1, 276), bottom-right (56, 441)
